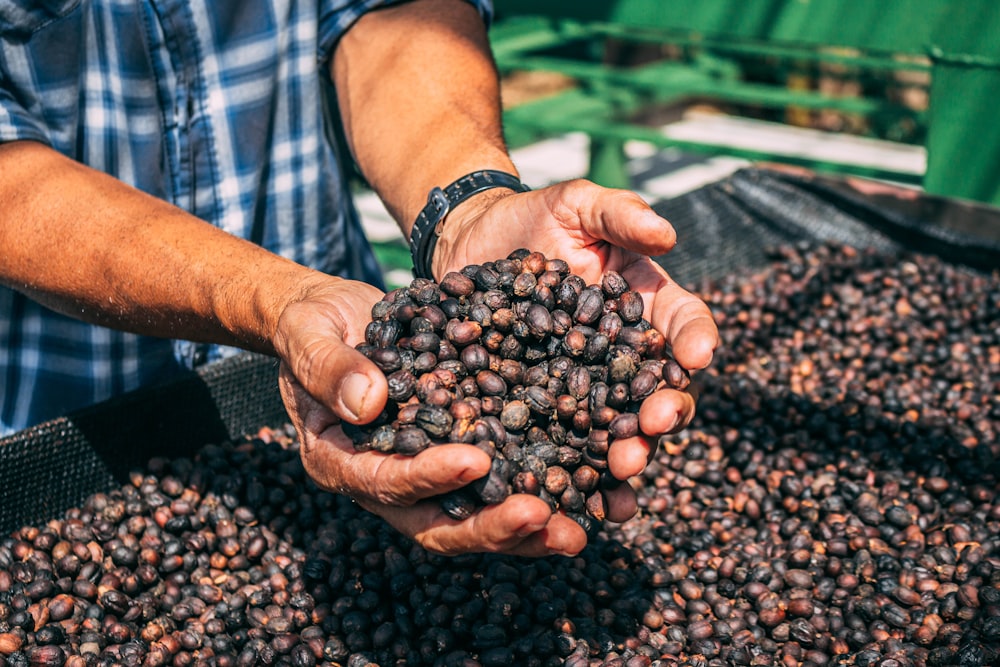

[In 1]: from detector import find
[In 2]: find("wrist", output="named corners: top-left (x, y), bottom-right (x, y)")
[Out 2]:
top-left (409, 170), bottom-right (529, 280)
top-left (430, 188), bottom-right (517, 279)
top-left (231, 263), bottom-right (331, 356)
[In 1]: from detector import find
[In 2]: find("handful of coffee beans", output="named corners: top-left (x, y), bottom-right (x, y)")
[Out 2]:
top-left (344, 249), bottom-right (690, 524)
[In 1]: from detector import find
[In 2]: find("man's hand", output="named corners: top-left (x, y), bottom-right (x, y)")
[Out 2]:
top-left (272, 279), bottom-right (589, 556)
top-left (432, 178), bottom-right (721, 519)
top-left (271, 179), bottom-right (719, 557)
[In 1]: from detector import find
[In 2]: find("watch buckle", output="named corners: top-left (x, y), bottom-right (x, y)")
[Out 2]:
top-left (426, 187), bottom-right (450, 221)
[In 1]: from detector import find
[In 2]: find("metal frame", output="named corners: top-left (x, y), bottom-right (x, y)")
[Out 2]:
top-left (493, 1), bottom-right (1000, 205)
top-left (493, 14), bottom-right (931, 188)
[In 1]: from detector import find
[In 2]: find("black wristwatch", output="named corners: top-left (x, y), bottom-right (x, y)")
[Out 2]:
top-left (409, 170), bottom-right (530, 280)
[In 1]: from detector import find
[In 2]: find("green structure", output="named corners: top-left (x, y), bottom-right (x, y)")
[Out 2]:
top-left (923, 3), bottom-right (1000, 206)
top-left (491, 0), bottom-right (1000, 205)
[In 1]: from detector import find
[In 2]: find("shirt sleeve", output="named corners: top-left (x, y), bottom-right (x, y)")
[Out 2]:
top-left (0, 74), bottom-right (54, 146)
top-left (0, 0), bottom-right (81, 146)
top-left (317, 0), bottom-right (494, 65)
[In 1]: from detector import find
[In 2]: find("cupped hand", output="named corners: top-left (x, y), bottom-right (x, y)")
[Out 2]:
top-left (434, 179), bottom-right (721, 513)
top-left (272, 278), bottom-right (587, 556)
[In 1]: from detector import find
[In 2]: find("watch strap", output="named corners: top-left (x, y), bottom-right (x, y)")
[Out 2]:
top-left (409, 170), bottom-right (529, 280)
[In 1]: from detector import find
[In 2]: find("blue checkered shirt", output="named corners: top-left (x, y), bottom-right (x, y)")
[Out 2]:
top-left (0, 0), bottom-right (492, 435)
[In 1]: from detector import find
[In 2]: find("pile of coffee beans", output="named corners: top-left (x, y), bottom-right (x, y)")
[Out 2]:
top-left (1, 242), bottom-right (997, 667)
top-left (345, 249), bottom-right (689, 523)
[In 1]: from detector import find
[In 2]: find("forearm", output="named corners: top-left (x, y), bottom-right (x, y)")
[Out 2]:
top-left (331, 0), bottom-right (518, 230)
top-left (0, 140), bottom-right (326, 354)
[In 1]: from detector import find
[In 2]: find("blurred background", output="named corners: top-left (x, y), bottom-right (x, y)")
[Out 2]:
top-left (361, 0), bottom-right (1000, 288)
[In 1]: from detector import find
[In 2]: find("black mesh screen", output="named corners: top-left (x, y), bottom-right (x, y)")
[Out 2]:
top-left (2, 166), bottom-right (999, 532)
top-left (0, 353), bottom-right (286, 533)
top-left (651, 168), bottom-right (1000, 288)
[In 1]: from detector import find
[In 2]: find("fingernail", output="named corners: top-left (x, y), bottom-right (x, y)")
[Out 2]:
top-left (340, 372), bottom-right (373, 421)
top-left (459, 466), bottom-right (488, 483)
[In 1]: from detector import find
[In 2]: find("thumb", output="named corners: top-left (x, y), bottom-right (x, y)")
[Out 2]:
top-left (555, 181), bottom-right (678, 257)
top-left (291, 338), bottom-right (389, 425)
top-left (333, 358), bottom-right (389, 425)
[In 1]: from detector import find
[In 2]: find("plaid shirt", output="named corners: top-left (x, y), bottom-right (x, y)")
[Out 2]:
top-left (0, 0), bottom-right (492, 435)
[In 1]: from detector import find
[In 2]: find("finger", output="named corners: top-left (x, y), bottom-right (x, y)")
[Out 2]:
top-left (518, 512), bottom-right (589, 557)
top-left (546, 181), bottom-right (678, 257)
top-left (302, 438), bottom-right (493, 505)
top-left (638, 388), bottom-right (697, 436)
top-left (661, 295), bottom-right (720, 371)
top-left (375, 494), bottom-right (588, 557)
top-left (423, 496), bottom-right (559, 556)
top-left (620, 261), bottom-right (719, 371)
top-left (607, 435), bottom-right (655, 480)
